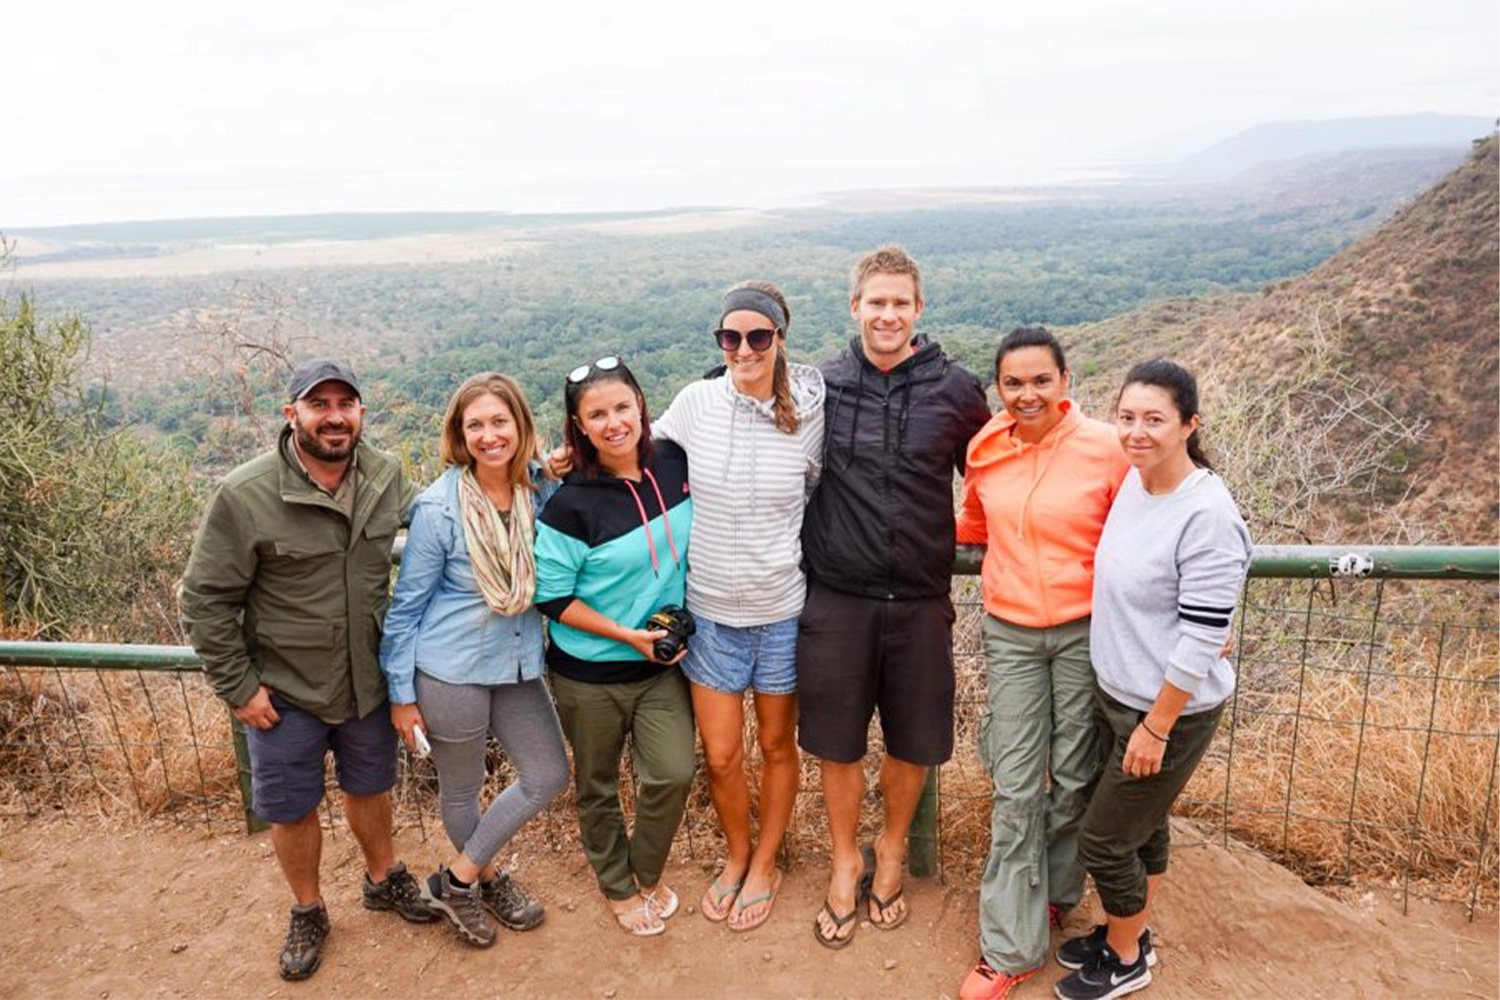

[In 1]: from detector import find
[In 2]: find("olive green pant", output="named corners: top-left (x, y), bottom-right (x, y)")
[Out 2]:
top-left (1079, 686), bottom-right (1224, 918)
top-left (977, 614), bottom-right (1101, 974)
top-left (551, 669), bottom-right (696, 901)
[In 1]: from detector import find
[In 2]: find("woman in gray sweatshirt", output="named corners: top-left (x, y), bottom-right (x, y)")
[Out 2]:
top-left (1054, 360), bottom-right (1252, 1000)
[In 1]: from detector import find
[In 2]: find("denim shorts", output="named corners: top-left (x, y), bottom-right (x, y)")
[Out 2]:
top-left (244, 693), bottom-right (398, 824)
top-left (680, 614), bottom-right (799, 696)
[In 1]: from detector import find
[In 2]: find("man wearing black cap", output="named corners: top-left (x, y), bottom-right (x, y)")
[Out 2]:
top-left (181, 358), bottom-right (432, 981)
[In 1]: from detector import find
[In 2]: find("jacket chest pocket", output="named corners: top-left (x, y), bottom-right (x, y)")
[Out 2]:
top-left (269, 532), bottom-right (344, 565)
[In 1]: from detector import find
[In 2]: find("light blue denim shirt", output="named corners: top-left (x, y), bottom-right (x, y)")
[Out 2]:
top-left (380, 464), bottom-right (556, 704)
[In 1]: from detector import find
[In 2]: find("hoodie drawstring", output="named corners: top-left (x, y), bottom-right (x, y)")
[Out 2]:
top-left (643, 468), bottom-right (681, 566)
top-left (844, 364), bottom-right (865, 469)
top-left (1014, 419), bottom-right (1079, 542)
top-left (622, 471), bottom-right (681, 578)
top-left (622, 480), bottom-right (661, 576)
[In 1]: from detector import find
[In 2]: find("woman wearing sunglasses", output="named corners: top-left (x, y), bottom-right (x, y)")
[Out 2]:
top-left (533, 356), bottom-right (696, 937)
top-left (650, 281), bottom-right (824, 932)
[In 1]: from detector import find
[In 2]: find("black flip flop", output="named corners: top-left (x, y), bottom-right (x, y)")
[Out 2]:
top-left (813, 898), bottom-right (859, 949)
top-left (867, 884), bottom-right (908, 930)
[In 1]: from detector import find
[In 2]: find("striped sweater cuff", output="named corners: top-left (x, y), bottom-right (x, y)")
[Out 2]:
top-left (1179, 601), bottom-right (1234, 629)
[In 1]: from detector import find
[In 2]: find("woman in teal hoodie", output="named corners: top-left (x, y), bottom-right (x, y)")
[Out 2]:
top-left (534, 356), bottom-right (695, 937)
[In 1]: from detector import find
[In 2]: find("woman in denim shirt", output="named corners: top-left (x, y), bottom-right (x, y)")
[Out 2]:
top-left (380, 372), bottom-right (569, 949)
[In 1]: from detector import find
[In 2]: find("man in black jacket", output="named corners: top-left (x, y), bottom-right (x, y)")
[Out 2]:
top-left (801, 245), bottom-right (991, 947)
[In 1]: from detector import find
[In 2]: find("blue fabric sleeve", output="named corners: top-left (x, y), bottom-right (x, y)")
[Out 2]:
top-left (534, 520), bottom-right (587, 621)
top-left (530, 461), bottom-right (561, 517)
top-left (378, 500), bottom-right (450, 704)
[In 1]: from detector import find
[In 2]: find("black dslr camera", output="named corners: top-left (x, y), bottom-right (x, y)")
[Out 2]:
top-left (646, 604), bottom-right (696, 662)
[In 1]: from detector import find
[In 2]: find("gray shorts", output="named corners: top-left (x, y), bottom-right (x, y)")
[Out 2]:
top-left (245, 693), bottom-right (398, 824)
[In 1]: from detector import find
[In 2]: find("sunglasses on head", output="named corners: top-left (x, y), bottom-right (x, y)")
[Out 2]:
top-left (567, 356), bottom-right (623, 384)
top-left (713, 328), bottom-right (778, 352)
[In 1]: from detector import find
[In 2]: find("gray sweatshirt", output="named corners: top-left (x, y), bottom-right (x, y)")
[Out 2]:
top-left (1090, 467), bottom-right (1253, 715)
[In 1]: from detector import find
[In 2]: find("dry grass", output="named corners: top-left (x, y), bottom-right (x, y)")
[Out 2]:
top-left (0, 667), bottom-right (237, 823)
top-left (2, 577), bottom-right (1495, 910)
top-left (1181, 592), bottom-right (1499, 905)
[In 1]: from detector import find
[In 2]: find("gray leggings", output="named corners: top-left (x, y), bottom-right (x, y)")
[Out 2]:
top-left (414, 672), bottom-right (570, 869)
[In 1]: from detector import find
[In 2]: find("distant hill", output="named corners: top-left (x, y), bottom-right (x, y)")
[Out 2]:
top-left (1175, 113), bottom-right (1493, 179)
top-left (1072, 136), bottom-right (1499, 542)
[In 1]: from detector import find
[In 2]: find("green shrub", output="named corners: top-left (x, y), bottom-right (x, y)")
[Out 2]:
top-left (0, 294), bottom-right (197, 640)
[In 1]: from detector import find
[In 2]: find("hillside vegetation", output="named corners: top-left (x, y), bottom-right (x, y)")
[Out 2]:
top-left (5, 145), bottom-right (1462, 484)
top-left (1068, 136), bottom-right (1498, 542)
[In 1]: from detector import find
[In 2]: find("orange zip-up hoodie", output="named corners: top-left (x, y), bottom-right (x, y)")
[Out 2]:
top-left (955, 400), bottom-right (1129, 628)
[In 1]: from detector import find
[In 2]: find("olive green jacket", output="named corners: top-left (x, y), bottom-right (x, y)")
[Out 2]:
top-left (181, 426), bottom-right (417, 723)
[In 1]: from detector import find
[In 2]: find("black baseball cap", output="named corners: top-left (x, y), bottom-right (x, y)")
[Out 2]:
top-left (287, 358), bottom-right (361, 402)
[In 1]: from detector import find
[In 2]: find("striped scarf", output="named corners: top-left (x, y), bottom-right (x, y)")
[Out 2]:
top-left (457, 466), bottom-right (536, 616)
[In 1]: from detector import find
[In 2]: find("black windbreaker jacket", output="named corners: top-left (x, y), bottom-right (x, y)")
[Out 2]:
top-left (801, 336), bottom-right (990, 600)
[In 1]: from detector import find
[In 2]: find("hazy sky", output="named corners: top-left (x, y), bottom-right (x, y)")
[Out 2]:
top-left (6, 0), bottom-right (1496, 227)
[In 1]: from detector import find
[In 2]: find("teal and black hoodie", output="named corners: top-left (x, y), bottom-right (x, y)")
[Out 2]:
top-left (534, 441), bottom-right (693, 684)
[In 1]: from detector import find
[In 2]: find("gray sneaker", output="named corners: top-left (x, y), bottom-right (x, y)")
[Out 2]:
top-left (481, 871), bottom-right (545, 931)
top-left (362, 861), bottom-right (440, 923)
top-left (423, 868), bottom-right (497, 948)
top-left (278, 902), bottom-right (330, 981)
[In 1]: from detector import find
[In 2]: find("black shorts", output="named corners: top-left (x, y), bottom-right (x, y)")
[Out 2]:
top-left (795, 582), bottom-right (956, 766)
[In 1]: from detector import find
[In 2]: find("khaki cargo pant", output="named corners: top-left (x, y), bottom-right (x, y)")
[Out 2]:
top-left (977, 614), bottom-right (1101, 974)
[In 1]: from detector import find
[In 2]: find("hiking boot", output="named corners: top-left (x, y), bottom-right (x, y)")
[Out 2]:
top-left (1054, 942), bottom-right (1152, 1000)
top-left (422, 867), bottom-right (497, 948)
top-left (278, 901), bottom-right (330, 981)
top-left (362, 860), bottom-right (440, 923)
top-left (1056, 925), bottom-right (1157, 971)
top-left (959, 959), bottom-right (1038, 1000)
top-left (481, 871), bottom-right (545, 931)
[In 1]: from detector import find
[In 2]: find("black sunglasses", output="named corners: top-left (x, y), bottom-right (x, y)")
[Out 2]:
top-left (567, 355), bottom-right (623, 384)
top-left (713, 328), bottom-right (778, 352)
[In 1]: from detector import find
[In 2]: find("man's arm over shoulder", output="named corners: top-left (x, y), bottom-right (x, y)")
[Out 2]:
top-left (180, 484), bottom-right (261, 709)
top-left (950, 366), bottom-right (991, 476)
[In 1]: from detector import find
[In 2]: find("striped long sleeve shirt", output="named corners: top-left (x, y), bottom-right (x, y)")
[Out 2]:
top-left (653, 364), bottom-right (825, 626)
top-left (1090, 467), bottom-right (1253, 715)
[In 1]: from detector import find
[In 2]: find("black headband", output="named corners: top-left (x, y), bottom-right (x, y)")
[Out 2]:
top-left (719, 288), bottom-right (787, 331)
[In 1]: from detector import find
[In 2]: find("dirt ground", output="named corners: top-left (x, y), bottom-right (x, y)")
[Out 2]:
top-left (1, 817), bottom-right (1494, 1000)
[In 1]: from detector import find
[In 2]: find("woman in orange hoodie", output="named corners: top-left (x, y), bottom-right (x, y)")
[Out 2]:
top-left (954, 327), bottom-right (1130, 1000)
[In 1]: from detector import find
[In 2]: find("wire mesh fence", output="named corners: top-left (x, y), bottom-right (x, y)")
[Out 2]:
top-left (939, 574), bottom-right (1499, 917)
top-left (2, 556), bottom-right (1495, 917)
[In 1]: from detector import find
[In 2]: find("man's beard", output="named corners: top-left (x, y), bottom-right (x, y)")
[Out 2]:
top-left (294, 415), bottom-right (360, 462)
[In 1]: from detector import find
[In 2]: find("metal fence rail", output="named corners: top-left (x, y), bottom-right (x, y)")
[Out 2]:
top-left (2, 545), bottom-right (1496, 916)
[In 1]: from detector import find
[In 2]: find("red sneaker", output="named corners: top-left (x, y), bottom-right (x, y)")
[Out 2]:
top-left (959, 960), bottom-right (1038, 1000)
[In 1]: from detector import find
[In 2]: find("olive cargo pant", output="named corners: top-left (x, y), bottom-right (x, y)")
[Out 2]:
top-left (977, 615), bottom-right (1102, 974)
top-left (551, 668), bottom-right (696, 901)
top-left (1079, 686), bottom-right (1224, 918)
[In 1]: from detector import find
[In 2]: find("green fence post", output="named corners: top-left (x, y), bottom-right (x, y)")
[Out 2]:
top-left (908, 767), bottom-right (939, 877)
top-left (231, 718), bottom-right (269, 833)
